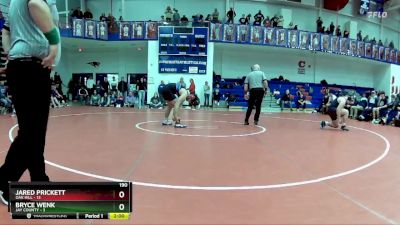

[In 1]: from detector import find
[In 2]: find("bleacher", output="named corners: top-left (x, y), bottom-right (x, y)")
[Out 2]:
top-left (215, 78), bottom-right (374, 109)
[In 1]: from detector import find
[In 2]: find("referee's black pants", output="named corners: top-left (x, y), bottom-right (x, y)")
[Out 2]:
top-left (0, 59), bottom-right (51, 191)
top-left (245, 88), bottom-right (265, 123)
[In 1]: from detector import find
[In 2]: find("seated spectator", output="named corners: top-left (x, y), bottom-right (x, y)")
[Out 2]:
top-left (254, 10), bottom-right (264, 25)
top-left (90, 90), bottom-right (101, 106)
top-left (280, 89), bottom-right (293, 111)
top-left (100, 92), bottom-right (111, 107)
top-left (372, 92), bottom-right (388, 124)
top-left (213, 83), bottom-right (221, 106)
top-left (0, 81), bottom-right (12, 113)
top-left (51, 84), bottom-right (67, 108)
top-left (109, 91), bottom-right (117, 106)
top-left (349, 92), bottom-right (368, 119)
top-left (205, 14), bottom-right (211, 22)
top-left (296, 92), bottom-right (306, 111)
top-left (78, 86), bottom-right (89, 105)
top-left (84, 9), bottom-right (93, 19)
top-left (359, 91), bottom-right (378, 121)
top-left (149, 92), bottom-right (163, 109)
top-left (125, 91), bottom-right (136, 107)
top-left (115, 93), bottom-right (125, 108)
top-left (381, 94), bottom-right (400, 125)
top-left (318, 92), bottom-right (330, 114)
top-left (188, 94), bottom-right (200, 110)
top-left (226, 93), bottom-right (237, 108)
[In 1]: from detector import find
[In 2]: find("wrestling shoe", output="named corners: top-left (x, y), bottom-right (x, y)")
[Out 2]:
top-left (244, 121), bottom-right (250, 125)
top-left (174, 123), bottom-right (187, 128)
top-left (0, 188), bottom-right (9, 206)
top-left (341, 125), bottom-right (349, 131)
top-left (162, 120), bottom-right (173, 126)
top-left (320, 121), bottom-right (326, 129)
top-left (254, 121), bottom-right (258, 125)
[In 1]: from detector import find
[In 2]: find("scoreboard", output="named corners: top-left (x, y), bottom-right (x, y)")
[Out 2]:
top-left (9, 182), bottom-right (132, 220)
top-left (158, 26), bottom-right (208, 74)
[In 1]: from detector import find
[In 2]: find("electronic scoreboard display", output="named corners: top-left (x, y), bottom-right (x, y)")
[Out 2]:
top-left (158, 26), bottom-right (208, 74)
top-left (8, 182), bottom-right (132, 220)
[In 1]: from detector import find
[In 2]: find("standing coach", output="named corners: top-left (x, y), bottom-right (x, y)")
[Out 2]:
top-left (0, 0), bottom-right (60, 205)
top-left (244, 64), bottom-right (268, 125)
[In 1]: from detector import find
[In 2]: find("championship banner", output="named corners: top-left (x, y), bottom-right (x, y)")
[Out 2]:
top-left (72, 19), bottom-right (84, 37)
top-left (397, 51), bottom-right (400, 64)
top-left (96, 22), bottom-right (108, 40)
top-left (84, 20), bottom-right (96, 39)
top-left (365, 43), bottom-right (372, 58)
top-left (378, 46), bottom-right (385, 61)
top-left (310, 33), bottom-right (320, 51)
top-left (288, 30), bottom-right (299, 48)
top-left (276, 29), bottom-right (287, 47)
top-left (237, 25), bottom-right (250, 43)
top-left (299, 31), bottom-right (309, 49)
top-left (120, 22), bottom-right (131, 39)
top-left (390, 49), bottom-right (396, 63)
top-left (339, 38), bottom-right (349, 55)
top-left (321, 34), bottom-right (330, 52)
top-left (331, 36), bottom-right (339, 53)
top-left (159, 55), bottom-right (207, 74)
top-left (223, 24), bottom-right (236, 42)
top-left (210, 23), bottom-right (223, 41)
top-left (250, 26), bottom-right (263, 44)
top-left (357, 41), bottom-right (365, 57)
top-left (264, 28), bottom-right (276, 45)
top-left (385, 48), bottom-right (391, 62)
top-left (349, 40), bottom-right (357, 56)
top-left (145, 22), bottom-right (158, 39)
top-left (372, 45), bottom-right (379, 59)
top-left (132, 22), bottom-right (144, 39)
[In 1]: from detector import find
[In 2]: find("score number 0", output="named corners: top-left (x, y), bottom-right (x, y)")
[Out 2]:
top-left (118, 183), bottom-right (128, 211)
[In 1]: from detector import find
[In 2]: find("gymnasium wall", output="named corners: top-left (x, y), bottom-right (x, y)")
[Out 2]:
top-left (213, 44), bottom-right (388, 89)
top-left (83, 0), bottom-right (399, 48)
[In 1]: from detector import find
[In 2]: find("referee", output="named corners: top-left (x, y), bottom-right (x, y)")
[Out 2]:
top-left (0, 0), bottom-right (60, 205)
top-left (244, 64), bottom-right (268, 125)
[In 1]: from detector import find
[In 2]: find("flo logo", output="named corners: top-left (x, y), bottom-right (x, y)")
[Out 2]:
top-left (367, 11), bottom-right (388, 18)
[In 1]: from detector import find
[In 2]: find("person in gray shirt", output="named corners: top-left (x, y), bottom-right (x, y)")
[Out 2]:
top-left (244, 64), bottom-right (268, 125)
top-left (0, 0), bottom-right (60, 206)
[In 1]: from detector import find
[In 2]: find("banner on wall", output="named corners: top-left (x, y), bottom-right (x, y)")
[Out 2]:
top-left (385, 48), bottom-right (391, 62)
top-left (365, 43), bottom-right (372, 58)
top-left (357, 41), bottom-right (365, 57)
top-left (158, 55), bottom-right (207, 74)
top-left (349, 40), bottom-right (357, 56)
top-left (120, 22), bottom-right (131, 39)
top-left (311, 33), bottom-right (320, 51)
top-left (264, 28), bottom-right (276, 45)
top-left (73, 19), bottom-right (84, 37)
top-left (378, 46), bottom-right (385, 61)
top-left (85, 20), bottom-right (96, 39)
top-left (145, 22), bottom-right (158, 39)
top-left (223, 24), bottom-right (236, 42)
top-left (132, 22), bottom-right (144, 39)
top-left (288, 30), bottom-right (299, 48)
top-left (250, 26), bottom-right (263, 44)
top-left (340, 38), bottom-right (349, 55)
top-left (210, 23), bottom-right (223, 41)
top-left (97, 21), bottom-right (108, 40)
top-left (237, 25), bottom-right (250, 43)
top-left (276, 29), bottom-right (287, 47)
top-left (299, 31), bottom-right (309, 49)
top-left (372, 45), bottom-right (379, 59)
top-left (331, 36), bottom-right (339, 53)
top-left (321, 34), bottom-right (330, 52)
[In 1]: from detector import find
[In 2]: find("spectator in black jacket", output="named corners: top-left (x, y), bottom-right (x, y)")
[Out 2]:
top-left (280, 89), bottom-right (293, 111)
top-left (226, 8), bottom-right (236, 24)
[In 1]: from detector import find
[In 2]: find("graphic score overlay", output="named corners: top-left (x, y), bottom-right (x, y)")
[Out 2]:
top-left (8, 182), bottom-right (132, 220)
